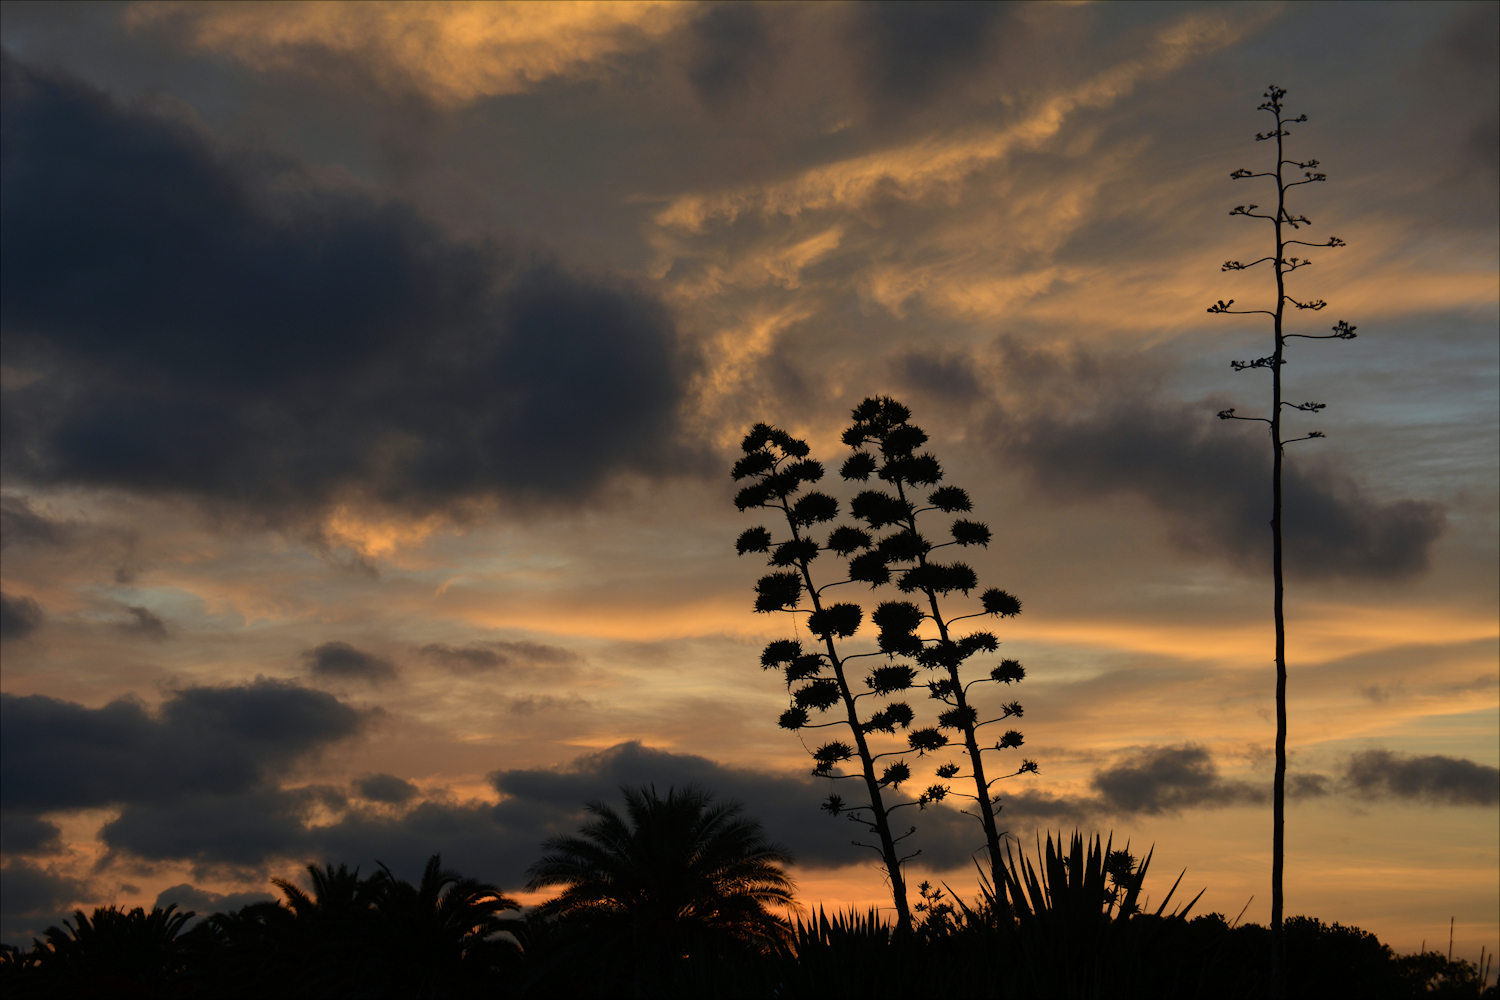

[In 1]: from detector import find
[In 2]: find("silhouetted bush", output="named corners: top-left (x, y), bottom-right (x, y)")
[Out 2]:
top-left (2, 848), bottom-right (1492, 999)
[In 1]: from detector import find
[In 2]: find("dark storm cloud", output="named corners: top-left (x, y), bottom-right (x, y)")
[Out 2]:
top-left (845, 1), bottom-right (1019, 111)
top-left (0, 680), bottom-right (365, 815)
top-left (999, 399), bottom-right (1445, 580)
top-left (0, 814), bottom-right (62, 856)
top-left (305, 641), bottom-right (397, 683)
top-left (893, 348), bottom-right (983, 404)
top-left (484, 741), bottom-right (996, 874)
top-left (687, 2), bottom-right (779, 112)
top-left (0, 53), bottom-right (700, 522)
top-left (353, 773), bottom-right (418, 804)
top-left (115, 605), bottom-right (171, 641)
top-left (101, 787), bottom-right (321, 870)
top-left (153, 883), bottom-right (275, 924)
top-left (0, 860), bottom-right (92, 945)
top-left (1090, 744), bottom-right (1264, 815)
top-left (70, 742), bottom-right (993, 886)
top-left (420, 640), bottom-right (577, 674)
top-left (1341, 750), bottom-right (1498, 807)
top-left (0, 592), bottom-right (43, 640)
top-left (968, 331), bottom-right (1447, 586)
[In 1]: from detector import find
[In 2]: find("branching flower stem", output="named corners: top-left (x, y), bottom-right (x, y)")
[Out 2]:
top-left (889, 478), bottom-right (1008, 891)
top-left (837, 399), bottom-right (1033, 903)
top-left (779, 503), bottom-right (913, 929)
top-left (1210, 85), bottom-right (1356, 1000)
top-left (733, 426), bottom-right (916, 931)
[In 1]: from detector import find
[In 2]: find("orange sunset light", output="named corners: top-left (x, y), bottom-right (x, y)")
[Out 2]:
top-left (1, 1), bottom-right (1494, 995)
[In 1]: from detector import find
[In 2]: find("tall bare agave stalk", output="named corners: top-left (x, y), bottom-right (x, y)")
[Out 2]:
top-left (733, 423), bottom-right (924, 930)
top-left (1208, 84), bottom-right (1357, 999)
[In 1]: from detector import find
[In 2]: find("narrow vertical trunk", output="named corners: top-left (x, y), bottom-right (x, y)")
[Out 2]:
top-left (926, 586), bottom-right (1005, 892)
top-left (892, 479), bottom-right (1006, 895)
top-left (790, 523), bottom-right (912, 930)
top-left (1270, 118), bottom-right (1289, 1000)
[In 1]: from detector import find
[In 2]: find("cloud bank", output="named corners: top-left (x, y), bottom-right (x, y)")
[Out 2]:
top-left (1342, 750), bottom-right (1498, 807)
top-left (1, 53), bottom-right (700, 525)
top-left (932, 340), bottom-right (1449, 582)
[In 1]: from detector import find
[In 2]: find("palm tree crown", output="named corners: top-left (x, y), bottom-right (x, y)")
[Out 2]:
top-left (525, 785), bottom-right (796, 946)
top-left (370, 853), bottom-right (519, 959)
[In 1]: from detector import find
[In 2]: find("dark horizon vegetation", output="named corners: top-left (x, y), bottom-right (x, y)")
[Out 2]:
top-left (0, 793), bottom-right (1492, 999)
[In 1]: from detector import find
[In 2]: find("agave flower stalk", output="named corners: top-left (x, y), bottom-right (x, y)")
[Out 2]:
top-left (733, 422), bottom-right (921, 930)
top-left (1208, 84), bottom-right (1357, 1000)
top-left (837, 396), bottom-right (1037, 895)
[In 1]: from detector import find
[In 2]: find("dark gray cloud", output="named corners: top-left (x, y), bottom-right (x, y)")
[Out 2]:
top-left (420, 640), bottom-right (576, 674)
top-left (998, 398), bottom-right (1446, 580)
top-left (58, 741), bottom-right (992, 888)
top-left (972, 334), bottom-right (1446, 584)
top-left (0, 52), bottom-right (701, 524)
top-left (1418, 3), bottom-right (1500, 181)
top-left (0, 493), bottom-right (140, 579)
top-left (1342, 750), bottom-right (1498, 807)
top-left (992, 747), bottom-right (1331, 828)
top-left (845, 1), bottom-right (1019, 113)
top-left (1090, 744), bottom-right (1264, 815)
top-left (0, 680), bottom-right (366, 815)
top-left (0, 814), bottom-right (62, 856)
top-left (0, 592), bottom-right (43, 641)
top-left (37, 729), bottom-right (1491, 916)
top-left (481, 741), bottom-right (986, 876)
top-left (115, 605), bottom-right (170, 641)
top-left (353, 773), bottom-right (418, 804)
top-left (101, 787), bottom-right (322, 871)
top-left (993, 787), bottom-right (1096, 829)
top-left (687, 2), bottom-right (779, 112)
top-left (893, 348), bottom-right (983, 404)
top-left (1287, 773), bottom-right (1331, 800)
top-left (0, 860), bottom-right (92, 945)
top-left (0, 494), bottom-right (68, 548)
top-left (305, 641), bottom-right (397, 683)
top-left (1002, 745), bottom-right (1494, 827)
top-left (153, 883), bottom-right (275, 924)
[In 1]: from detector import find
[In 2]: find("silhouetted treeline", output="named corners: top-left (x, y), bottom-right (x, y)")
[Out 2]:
top-left (1, 820), bottom-right (1494, 999)
top-left (2, 878), bottom-right (1492, 998)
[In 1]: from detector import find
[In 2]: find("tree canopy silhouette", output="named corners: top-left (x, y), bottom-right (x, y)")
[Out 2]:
top-left (525, 784), bottom-right (796, 950)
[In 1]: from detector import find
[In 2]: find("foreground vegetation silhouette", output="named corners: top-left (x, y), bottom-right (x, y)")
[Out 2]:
top-left (3, 801), bottom-right (1492, 998)
top-left (520, 784), bottom-right (795, 993)
top-left (733, 397), bottom-right (1033, 928)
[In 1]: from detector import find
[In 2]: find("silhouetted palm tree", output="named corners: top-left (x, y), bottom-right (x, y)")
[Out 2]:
top-left (368, 853), bottom-right (521, 995)
top-left (26, 904), bottom-right (195, 996)
top-left (270, 861), bottom-right (374, 920)
top-left (525, 785), bottom-right (796, 951)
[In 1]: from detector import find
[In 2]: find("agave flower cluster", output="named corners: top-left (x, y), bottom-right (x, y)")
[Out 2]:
top-left (733, 397), bottom-right (1036, 920)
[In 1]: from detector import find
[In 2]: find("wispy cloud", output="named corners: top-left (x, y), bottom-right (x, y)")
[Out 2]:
top-left (125, 0), bottom-right (692, 105)
top-left (654, 9), bottom-right (1270, 231)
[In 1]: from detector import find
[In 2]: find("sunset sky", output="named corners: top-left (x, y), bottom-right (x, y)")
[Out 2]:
top-left (2, 0), bottom-right (1496, 961)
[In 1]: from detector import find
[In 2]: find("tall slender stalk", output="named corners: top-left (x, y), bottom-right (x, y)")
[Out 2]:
top-left (733, 424), bottom-right (918, 930)
top-left (1208, 85), bottom-right (1357, 1000)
